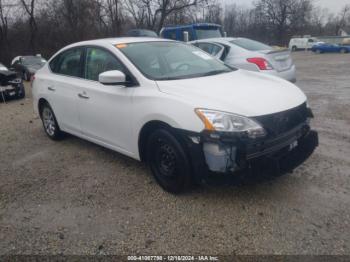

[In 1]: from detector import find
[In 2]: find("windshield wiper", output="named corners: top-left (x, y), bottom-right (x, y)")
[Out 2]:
top-left (201, 70), bottom-right (231, 77)
top-left (156, 70), bottom-right (231, 81)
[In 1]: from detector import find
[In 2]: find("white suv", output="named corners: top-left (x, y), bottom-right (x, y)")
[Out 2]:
top-left (32, 38), bottom-right (318, 193)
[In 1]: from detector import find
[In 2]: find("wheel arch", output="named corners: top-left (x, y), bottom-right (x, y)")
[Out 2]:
top-left (138, 120), bottom-right (174, 162)
top-left (38, 98), bottom-right (49, 117)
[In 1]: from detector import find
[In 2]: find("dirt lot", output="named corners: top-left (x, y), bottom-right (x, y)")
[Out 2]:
top-left (0, 52), bottom-right (350, 256)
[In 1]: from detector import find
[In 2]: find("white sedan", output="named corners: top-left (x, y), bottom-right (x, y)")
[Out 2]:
top-left (191, 37), bottom-right (297, 83)
top-left (32, 38), bottom-right (318, 193)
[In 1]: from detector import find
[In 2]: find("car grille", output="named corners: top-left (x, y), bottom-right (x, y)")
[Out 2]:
top-left (253, 103), bottom-right (308, 138)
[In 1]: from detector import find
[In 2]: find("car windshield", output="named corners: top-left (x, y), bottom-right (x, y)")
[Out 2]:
top-left (195, 28), bottom-right (222, 39)
top-left (118, 41), bottom-right (233, 80)
top-left (230, 38), bottom-right (272, 51)
top-left (22, 56), bottom-right (46, 66)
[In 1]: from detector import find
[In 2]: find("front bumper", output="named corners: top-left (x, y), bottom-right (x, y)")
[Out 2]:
top-left (176, 122), bottom-right (318, 184)
top-left (0, 79), bottom-right (24, 100)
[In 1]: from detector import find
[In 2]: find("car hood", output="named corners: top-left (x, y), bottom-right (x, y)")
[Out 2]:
top-left (156, 70), bottom-right (307, 117)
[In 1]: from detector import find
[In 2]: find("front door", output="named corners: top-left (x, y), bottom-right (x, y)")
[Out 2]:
top-left (77, 47), bottom-right (135, 154)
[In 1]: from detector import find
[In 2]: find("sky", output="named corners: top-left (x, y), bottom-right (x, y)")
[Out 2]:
top-left (225, 0), bottom-right (349, 14)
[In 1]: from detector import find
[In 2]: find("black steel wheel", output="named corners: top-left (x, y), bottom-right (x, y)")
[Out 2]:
top-left (147, 129), bottom-right (192, 193)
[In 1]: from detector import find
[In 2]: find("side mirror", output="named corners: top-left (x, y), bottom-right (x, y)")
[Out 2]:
top-left (99, 70), bottom-right (126, 85)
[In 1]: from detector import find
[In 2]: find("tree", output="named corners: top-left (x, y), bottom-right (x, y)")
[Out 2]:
top-left (19, 0), bottom-right (37, 53)
top-left (125, 0), bottom-right (204, 33)
top-left (104, 0), bottom-right (125, 36)
top-left (335, 4), bottom-right (350, 35)
top-left (0, 0), bottom-right (9, 44)
top-left (254, 0), bottom-right (313, 45)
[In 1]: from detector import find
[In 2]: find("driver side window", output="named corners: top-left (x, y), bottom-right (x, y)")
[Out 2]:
top-left (84, 47), bottom-right (124, 81)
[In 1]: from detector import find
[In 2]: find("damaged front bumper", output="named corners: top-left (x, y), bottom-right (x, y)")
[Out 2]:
top-left (176, 121), bottom-right (319, 184)
top-left (0, 79), bottom-right (24, 99)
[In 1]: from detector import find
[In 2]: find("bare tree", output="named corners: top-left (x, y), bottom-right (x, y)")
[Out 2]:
top-left (125, 0), bottom-right (204, 32)
top-left (105, 0), bottom-right (125, 36)
top-left (19, 0), bottom-right (37, 53)
top-left (254, 0), bottom-right (312, 44)
top-left (0, 0), bottom-right (9, 44)
top-left (335, 4), bottom-right (350, 35)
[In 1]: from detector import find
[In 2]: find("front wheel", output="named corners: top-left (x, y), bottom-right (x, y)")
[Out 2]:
top-left (147, 129), bottom-right (192, 193)
top-left (40, 103), bottom-right (63, 140)
top-left (315, 49), bottom-right (322, 54)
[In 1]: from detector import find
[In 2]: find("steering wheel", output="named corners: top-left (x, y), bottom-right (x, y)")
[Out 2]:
top-left (175, 63), bottom-right (190, 71)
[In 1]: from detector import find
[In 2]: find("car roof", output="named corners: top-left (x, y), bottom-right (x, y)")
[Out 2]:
top-left (192, 37), bottom-right (242, 43)
top-left (66, 37), bottom-right (172, 49)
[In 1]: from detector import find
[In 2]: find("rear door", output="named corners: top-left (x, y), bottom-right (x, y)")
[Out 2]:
top-left (77, 46), bottom-right (135, 154)
top-left (47, 47), bottom-right (84, 134)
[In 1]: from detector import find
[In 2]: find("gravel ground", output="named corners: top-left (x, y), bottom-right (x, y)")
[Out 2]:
top-left (0, 52), bottom-right (349, 256)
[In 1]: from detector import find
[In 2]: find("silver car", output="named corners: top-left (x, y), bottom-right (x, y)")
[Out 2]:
top-left (191, 37), bottom-right (297, 82)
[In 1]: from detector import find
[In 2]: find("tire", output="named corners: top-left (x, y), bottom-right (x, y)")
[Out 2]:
top-left (17, 83), bottom-right (25, 99)
top-left (315, 49), bottom-right (321, 54)
top-left (40, 102), bottom-right (63, 140)
top-left (292, 46), bottom-right (297, 52)
top-left (340, 48), bottom-right (347, 54)
top-left (147, 129), bottom-right (192, 193)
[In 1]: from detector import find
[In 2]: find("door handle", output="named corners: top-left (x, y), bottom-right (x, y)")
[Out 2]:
top-left (48, 86), bottom-right (55, 91)
top-left (78, 93), bottom-right (90, 99)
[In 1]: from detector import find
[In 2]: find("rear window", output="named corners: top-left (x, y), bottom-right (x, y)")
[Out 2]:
top-left (230, 38), bottom-right (272, 51)
top-left (195, 28), bottom-right (222, 39)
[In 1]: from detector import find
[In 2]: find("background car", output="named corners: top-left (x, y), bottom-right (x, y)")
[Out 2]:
top-left (191, 37), bottom-right (297, 82)
top-left (289, 37), bottom-right (317, 51)
top-left (0, 62), bottom-right (8, 71)
top-left (11, 55), bottom-right (47, 81)
top-left (0, 63), bottom-right (25, 101)
top-left (311, 43), bottom-right (350, 54)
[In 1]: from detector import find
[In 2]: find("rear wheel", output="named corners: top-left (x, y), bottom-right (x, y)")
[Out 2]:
top-left (292, 46), bottom-right (297, 52)
top-left (40, 103), bottom-right (63, 140)
top-left (147, 129), bottom-right (192, 193)
top-left (315, 49), bottom-right (322, 54)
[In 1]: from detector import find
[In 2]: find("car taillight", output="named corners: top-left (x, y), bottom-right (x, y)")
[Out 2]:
top-left (247, 57), bottom-right (273, 70)
top-left (30, 74), bottom-right (35, 87)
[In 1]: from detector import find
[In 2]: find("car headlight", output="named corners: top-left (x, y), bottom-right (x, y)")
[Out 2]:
top-left (195, 109), bottom-right (266, 138)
